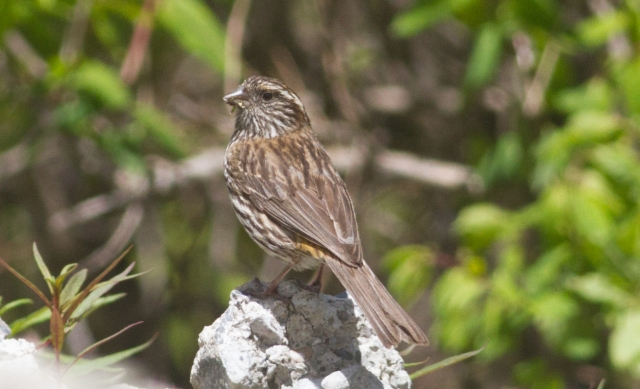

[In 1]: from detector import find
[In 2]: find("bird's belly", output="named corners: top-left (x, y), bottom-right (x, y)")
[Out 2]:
top-left (230, 200), bottom-right (322, 271)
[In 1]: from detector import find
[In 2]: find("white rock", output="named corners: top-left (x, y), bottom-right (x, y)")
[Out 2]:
top-left (320, 370), bottom-right (349, 389)
top-left (190, 280), bottom-right (412, 389)
top-left (0, 338), bottom-right (152, 389)
top-left (0, 338), bottom-right (68, 389)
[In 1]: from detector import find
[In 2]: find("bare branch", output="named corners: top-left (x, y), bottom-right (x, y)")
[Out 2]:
top-left (375, 150), bottom-right (481, 191)
top-left (523, 41), bottom-right (561, 117)
top-left (59, 0), bottom-right (92, 64)
top-left (48, 146), bottom-right (479, 231)
top-left (82, 203), bottom-right (145, 271)
top-left (3, 30), bottom-right (48, 78)
top-left (120, 0), bottom-right (157, 85)
top-left (0, 143), bottom-right (28, 182)
top-left (588, 0), bottom-right (632, 60)
top-left (223, 0), bottom-right (252, 93)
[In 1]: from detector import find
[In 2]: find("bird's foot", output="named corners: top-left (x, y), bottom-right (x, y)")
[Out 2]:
top-left (301, 264), bottom-right (324, 293)
top-left (299, 279), bottom-right (322, 293)
top-left (242, 278), bottom-right (291, 305)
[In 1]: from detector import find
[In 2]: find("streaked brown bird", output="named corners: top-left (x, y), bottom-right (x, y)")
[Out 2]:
top-left (223, 75), bottom-right (427, 348)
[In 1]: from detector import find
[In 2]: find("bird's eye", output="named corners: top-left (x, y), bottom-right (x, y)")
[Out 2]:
top-left (262, 92), bottom-right (274, 101)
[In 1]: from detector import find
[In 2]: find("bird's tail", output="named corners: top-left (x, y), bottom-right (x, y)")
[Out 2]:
top-left (326, 259), bottom-right (428, 348)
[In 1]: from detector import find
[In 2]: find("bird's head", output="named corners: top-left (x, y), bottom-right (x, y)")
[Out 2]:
top-left (224, 76), bottom-right (311, 140)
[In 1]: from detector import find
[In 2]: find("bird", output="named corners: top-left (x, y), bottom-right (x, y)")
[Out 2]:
top-left (223, 75), bottom-right (428, 348)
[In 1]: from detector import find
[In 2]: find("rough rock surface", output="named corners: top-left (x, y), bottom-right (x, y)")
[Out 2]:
top-left (190, 280), bottom-right (412, 389)
top-left (0, 337), bottom-right (60, 389)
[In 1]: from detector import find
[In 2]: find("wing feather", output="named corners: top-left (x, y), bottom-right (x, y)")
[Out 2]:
top-left (235, 137), bottom-right (362, 267)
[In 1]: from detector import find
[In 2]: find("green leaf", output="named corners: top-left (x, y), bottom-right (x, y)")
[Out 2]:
top-left (432, 268), bottom-right (487, 313)
top-left (60, 269), bottom-right (88, 307)
top-left (532, 130), bottom-right (572, 188)
top-left (525, 244), bottom-right (572, 294)
top-left (0, 298), bottom-right (33, 316)
top-left (58, 263), bottom-right (78, 279)
top-left (165, 315), bottom-right (199, 368)
top-left (391, 1), bottom-right (452, 37)
top-left (157, 0), bottom-right (226, 72)
top-left (133, 104), bottom-right (186, 158)
top-left (63, 247), bottom-right (132, 322)
top-left (91, 270), bottom-right (148, 292)
top-left (567, 273), bottom-right (631, 308)
top-left (492, 245), bottom-right (526, 304)
top-left (534, 112), bottom-right (621, 188)
top-left (455, 203), bottom-right (511, 250)
top-left (68, 293), bottom-right (126, 326)
top-left (570, 189), bottom-right (613, 246)
top-left (71, 61), bottom-right (131, 109)
top-left (579, 170), bottom-right (624, 216)
top-left (563, 337), bottom-right (600, 360)
top-left (577, 11), bottom-right (630, 47)
top-left (69, 264), bottom-right (132, 320)
top-left (10, 306), bottom-right (51, 335)
top-left (383, 245), bottom-right (433, 306)
top-left (513, 359), bottom-right (566, 389)
top-left (511, 0), bottom-right (558, 29)
top-left (64, 333), bottom-right (157, 377)
top-left (591, 144), bottom-right (640, 187)
top-left (478, 131), bottom-right (523, 185)
top-left (431, 268), bottom-right (486, 351)
top-left (464, 23), bottom-right (503, 88)
top-left (615, 57), bottom-right (640, 115)
top-left (33, 243), bottom-right (54, 289)
top-left (410, 341), bottom-right (486, 379)
top-left (67, 260), bottom-right (137, 321)
top-left (564, 111), bottom-right (621, 146)
top-left (53, 100), bottom-right (92, 134)
top-left (617, 212), bottom-right (640, 257)
top-left (610, 310), bottom-right (640, 375)
top-left (55, 263), bottom-right (78, 290)
top-left (553, 78), bottom-right (613, 114)
top-left (529, 292), bottom-right (579, 347)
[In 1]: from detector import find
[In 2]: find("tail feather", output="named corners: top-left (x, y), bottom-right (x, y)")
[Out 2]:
top-left (326, 259), bottom-right (428, 348)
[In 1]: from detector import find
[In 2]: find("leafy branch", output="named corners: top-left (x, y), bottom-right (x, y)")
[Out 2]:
top-left (0, 244), bottom-right (153, 375)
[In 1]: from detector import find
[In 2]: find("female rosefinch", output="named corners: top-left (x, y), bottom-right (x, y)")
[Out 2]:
top-left (223, 76), bottom-right (427, 348)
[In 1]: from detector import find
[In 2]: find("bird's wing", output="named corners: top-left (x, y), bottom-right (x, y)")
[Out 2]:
top-left (235, 141), bottom-right (362, 267)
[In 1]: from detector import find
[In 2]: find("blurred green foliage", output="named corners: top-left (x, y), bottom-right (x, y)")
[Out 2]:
top-left (388, 0), bottom-right (640, 386)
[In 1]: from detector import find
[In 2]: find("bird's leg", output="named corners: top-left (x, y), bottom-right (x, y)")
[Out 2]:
top-left (264, 264), bottom-right (293, 295)
top-left (306, 264), bottom-right (324, 293)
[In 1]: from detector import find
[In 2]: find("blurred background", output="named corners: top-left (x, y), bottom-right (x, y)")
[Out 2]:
top-left (1, 0), bottom-right (640, 388)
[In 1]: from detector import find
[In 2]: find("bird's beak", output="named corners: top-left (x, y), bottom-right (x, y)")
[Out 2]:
top-left (223, 87), bottom-right (250, 110)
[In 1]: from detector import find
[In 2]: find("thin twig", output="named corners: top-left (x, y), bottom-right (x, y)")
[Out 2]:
top-left (0, 256), bottom-right (52, 308)
top-left (376, 150), bottom-right (479, 191)
top-left (522, 40), bottom-right (561, 117)
top-left (81, 203), bottom-right (145, 272)
top-left (3, 30), bottom-right (48, 78)
top-left (0, 143), bottom-right (28, 182)
top-left (588, 0), bottom-right (631, 60)
top-left (62, 246), bottom-right (133, 322)
top-left (62, 321), bottom-right (145, 375)
top-left (223, 0), bottom-right (252, 93)
top-left (49, 191), bottom-right (137, 232)
top-left (59, 0), bottom-right (92, 64)
top-left (120, 0), bottom-right (156, 84)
